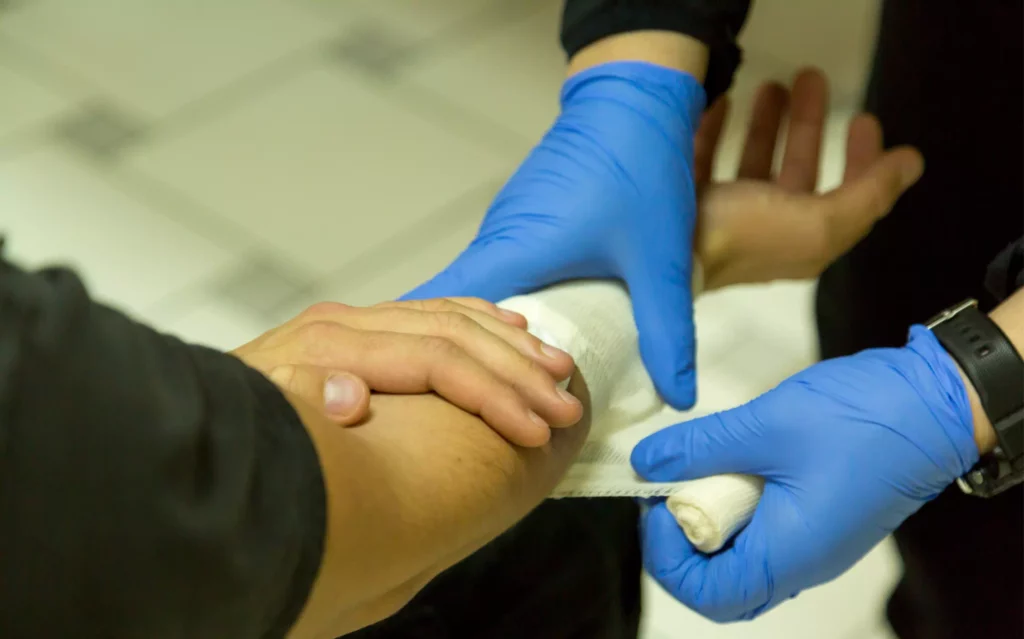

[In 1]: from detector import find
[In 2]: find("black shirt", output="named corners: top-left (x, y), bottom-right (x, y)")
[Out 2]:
top-left (987, 238), bottom-right (1024, 303)
top-left (0, 256), bottom-right (324, 638)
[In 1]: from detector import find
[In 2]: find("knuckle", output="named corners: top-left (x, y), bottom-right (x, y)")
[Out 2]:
top-left (464, 296), bottom-right (494, 309)
top-left (300, 301), bottom-right (350, 320)
top-left (295, 320), bottom-right (345, 348)
top-left (519, 356), bottom-right (551, 383)
top-left (521, 333), bottom-right (544, 354)
top-left (435, 310), bottom-right (473, 334)
top-left (425, 299), bottom-right (459, 314)
top-left (422, 335), bottom-right (461, 359)
top-left (491, 379), bottom-right (523, 401)
top-left (405, 298), bottom-right (439, 312)
top-left (510, 366), bottom-right (554, 401)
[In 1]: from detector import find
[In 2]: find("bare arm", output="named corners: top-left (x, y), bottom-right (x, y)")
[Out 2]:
top-left (567, 30), bottom-right (709, 79)
top-left (288, 374), bottom-right (592, 638)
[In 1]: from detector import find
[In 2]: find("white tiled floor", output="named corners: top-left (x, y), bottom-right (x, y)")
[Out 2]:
top-left (155, 292), bottom-right (271, 352)
top-left (311, 0), bottom-right (510, 44)
top-left (0, 144), bottom-right (239, 321)
top-left (401, 0), bottom-right (565, 151)
top-left (127, 61), bottom-right (514, 274)
top-left (0, 55), bottom-right (77, 143)
top-left (0, 0), bottom-right (342, 118)
top-left (0, 1), bottom-right (899, 637)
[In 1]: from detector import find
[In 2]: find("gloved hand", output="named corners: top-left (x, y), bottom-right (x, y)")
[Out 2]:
top-left (631, 326), bottom-right (979, 622)
top-left (404, 62), bottom-right (705, 408)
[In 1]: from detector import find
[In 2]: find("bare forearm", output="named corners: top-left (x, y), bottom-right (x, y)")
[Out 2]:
top-left (289, 375), bottom-right (591, 638)
top-left (567, 30), bottom-right (709, 80)
top-left (961, 289), bottom-right (1024, 453)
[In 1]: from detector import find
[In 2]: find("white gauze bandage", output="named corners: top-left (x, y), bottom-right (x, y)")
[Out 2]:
top-left (497, 272), bottom-right (764, 553)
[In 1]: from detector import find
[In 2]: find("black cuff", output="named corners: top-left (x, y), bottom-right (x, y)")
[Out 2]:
top-left (560, 0), bottom-right (751, 106)
top-left (0, 255), bottom-right (327, 638)
top-left (985, 236), bottom-right (1024, 303)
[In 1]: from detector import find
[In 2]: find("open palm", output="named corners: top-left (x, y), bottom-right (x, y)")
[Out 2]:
top-left (694, 69), bottom-right (924, 290)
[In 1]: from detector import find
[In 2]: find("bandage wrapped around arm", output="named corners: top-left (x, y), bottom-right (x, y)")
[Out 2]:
top-left (498, 276), bottom-right (763, 553)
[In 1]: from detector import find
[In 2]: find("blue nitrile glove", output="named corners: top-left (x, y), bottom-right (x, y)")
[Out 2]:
top-left (404, 62), bottom-right (706, 408)
top-left (631, 326), bottom-right (980, 622)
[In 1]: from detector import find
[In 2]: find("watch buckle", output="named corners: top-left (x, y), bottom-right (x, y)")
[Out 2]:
top-left (925, 299), bottom-right (979, 330)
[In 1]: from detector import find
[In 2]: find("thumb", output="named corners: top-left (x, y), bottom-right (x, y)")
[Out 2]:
top-left (624, 256), bottom-right (697, 409)
top-left (642, 502), bottom-right (775, 622)
top-left (401, 241), bottom-right (543, 303)
top-left (820, 146), bottom-right (923, 259)
top-left (268, 366), bottom-right (370, 426)
top-left (631, 405), bottom-right (769, 481)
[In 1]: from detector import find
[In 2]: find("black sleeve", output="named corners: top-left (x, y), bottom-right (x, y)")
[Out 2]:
top-left (0, 255), bottom-right (325, 639)
top-left (560, 0), bottom-right (752, 105)
top-left (986, 236), bottom-right (1024, 303)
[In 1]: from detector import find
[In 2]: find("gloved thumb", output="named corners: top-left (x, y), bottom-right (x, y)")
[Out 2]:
top-left (401, 240), bottom-right (543, 303)
top-left (631, 405), bottom-right (768, 481)
top-left (642, 502), bottom-right (775, 622)
top-left (267, 366), bottom-right (371, 425)
top-left (624, 257), bottom-right (697, 409)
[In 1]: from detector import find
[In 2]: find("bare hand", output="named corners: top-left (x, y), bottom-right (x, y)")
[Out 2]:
top-left (694, 68), bottom-right (925, 290)
top-left (233, 297), bottom-right (581, 447)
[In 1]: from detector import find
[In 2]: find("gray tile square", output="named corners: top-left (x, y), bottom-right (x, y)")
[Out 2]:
top-left (213, 255), bottom-right (311, 317)
top-left (327, 23), bottom-right (418, 78)
top-left (0, 0), bottom-right (28, 13)
top-left (54, 101), bottom-right (146, 160)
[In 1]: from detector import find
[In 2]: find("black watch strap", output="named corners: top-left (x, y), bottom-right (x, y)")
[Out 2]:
top-left (927, 299), bottom-right (1024, 497)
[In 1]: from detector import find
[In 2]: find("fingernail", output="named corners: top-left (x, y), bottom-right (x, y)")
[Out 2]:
top-left (528, 410), bottom-right (548, 428)
top-left (324, 375), bottom-right (361, 415)
top-left (540, 342), bottom-right (567, 359)
top-left (557, 387), bottom-right (581, 407)
top-left (902, 160), bottom-right (924, 189)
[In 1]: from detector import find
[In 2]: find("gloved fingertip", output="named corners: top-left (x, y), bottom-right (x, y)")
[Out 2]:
top-left (661, 364), bottom-right (698, 410)
top-left (634, 311), bottom-right (697, 409)
top-left (629, 437), bottom-right (657, 476)
top-left (630, 430), bottom-right (682, 481)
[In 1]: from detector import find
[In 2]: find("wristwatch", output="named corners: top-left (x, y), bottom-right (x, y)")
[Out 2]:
top-left (926, 299), bottom-right (1024, 497)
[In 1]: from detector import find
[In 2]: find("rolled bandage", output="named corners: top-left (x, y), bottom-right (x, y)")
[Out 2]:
top-left (498, 267), bottom-right (764, 554)
top-left (665, 474), bottom-right (764, 553)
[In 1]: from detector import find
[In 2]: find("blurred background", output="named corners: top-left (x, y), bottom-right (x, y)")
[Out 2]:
top-left (0, 1), bottom-right (896, 637)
